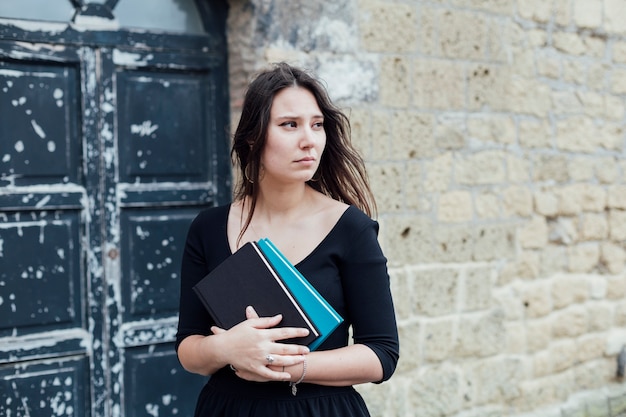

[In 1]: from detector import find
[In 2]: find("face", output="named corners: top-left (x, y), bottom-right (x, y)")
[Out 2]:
top-left (260, 86), bottom-right (326, 185)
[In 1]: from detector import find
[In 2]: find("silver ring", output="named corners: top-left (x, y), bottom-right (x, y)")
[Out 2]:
top-left (265, 354), bottom-right (275, 365)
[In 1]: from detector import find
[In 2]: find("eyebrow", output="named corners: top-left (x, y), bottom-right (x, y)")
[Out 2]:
top-left (274, 114), bottom-right (324, 121)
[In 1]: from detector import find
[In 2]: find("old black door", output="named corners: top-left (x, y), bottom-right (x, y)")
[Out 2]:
top-left (0, 1), bottom-right (230, 416)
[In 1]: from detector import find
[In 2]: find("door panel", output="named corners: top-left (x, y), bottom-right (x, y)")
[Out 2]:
top-left (104, 47), bottom-right (221, 416)
top-left (0, 43), bottom-right (91, 417)
top-left (0, 58), bottom-right (80, 186)
top-left (0, 23), bottom-right (229, 415)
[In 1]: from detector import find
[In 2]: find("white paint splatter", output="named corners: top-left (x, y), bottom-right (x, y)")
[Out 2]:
top-left (53, 88), bottom-right (63, 99)
top-left (146, 403), bottom-right (159, 417)
top-left (35, 195), bottom-right (51, 208)
top-left (131, 121), bottom-right (159, 137)
top-left (48, 141), bottom-right (56, 152)
top-left (2, 154), bottom-right (9, 162)
top-left (14, 141), bottom-right (24, 152)
top-left (31, 119), bottom-right (46, 139)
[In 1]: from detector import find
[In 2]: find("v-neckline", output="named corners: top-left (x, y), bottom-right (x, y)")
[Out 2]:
top-left (224, 204), bottom-right (353, 267)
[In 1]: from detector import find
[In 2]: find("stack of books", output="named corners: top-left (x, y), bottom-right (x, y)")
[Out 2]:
top-left (193, 238), bottom-right (343, 351)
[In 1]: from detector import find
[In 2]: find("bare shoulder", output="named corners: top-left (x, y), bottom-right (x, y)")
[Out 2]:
top-left (309, 191), bottom-right (350, 225)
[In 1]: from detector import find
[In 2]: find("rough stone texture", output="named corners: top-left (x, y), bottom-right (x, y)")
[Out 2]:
top-left (226, 0), bottom-right (626, 415)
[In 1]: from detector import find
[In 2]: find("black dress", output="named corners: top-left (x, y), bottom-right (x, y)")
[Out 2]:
top-left (176, 204), bottom-right (399, 417)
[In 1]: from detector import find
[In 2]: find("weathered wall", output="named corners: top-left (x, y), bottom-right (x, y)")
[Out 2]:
top-left (226, 0), bottom-right (626, 416)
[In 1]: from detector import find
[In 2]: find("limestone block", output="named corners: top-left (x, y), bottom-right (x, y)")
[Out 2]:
top-left (551, 274), bottom-right (589, 309)
top-left (422, 318), bottom-right (454, 362)
top-left (467, 115), bottom-right (515, 144)
top-left (594, 157), bottom-right (620, 184)
top-left (605, 0), bottom-right (626, 35)
top-left (599, 123), bottom-right (624, 151)
top-left (405, 162), bottom-right (425, 211)
top-left (433, 225), bottom-right (473, 262)
top-left (555, 116), bottom-right (600, 152)
top-left (389, 111), bottom-right (435, 159)
top-left (521, 281), bottom-right (553, 318)
top-left (396, 321), bottom-right (422, 373)
top-left (505, 321), bottom-right (527, 354)
top-left (568, 243), bottom-right (600, 273)
top-left (550, 339), bottom-right (578, 372)
top-left (573, 0), bottom-right (603, 29)
top-left (611, 68), bottom-right (626, 94)
top-left (409, 363), bottom-right (463, 417)
top-left (467, 64), bottom-right (507, 111)
top-left (435, 122), bottom-right (465, 150)
top-left (605, 95), bottom-right (625, 120)
top-left (504, 76), bottom-right (552, 116)
top-left (563, 58), bottom-right (591, 84)
top-left (615, 301), bottom-right (626, 326)
top-left (614, 40), bottom-right (626, 63)
top-left (494, 287), bottom-right (524, 320)
top-left (412, 59), bottom-right (465, 110)
top-left (412, 268), bottom-right (459, 316)
top-left (424, 152), bottom-right (453, 192)
top-left (588, 275), bottom-right (607, 299)
top-left (553, 90), bottom-right (584, 114)
top-left (534, 190), bottom-right (559, 217)
top-left (553, 32), bottom-right (586, 56)
top-left (555, 185), bottom-right (583, 216)
top-left (463, 266), bottom-right (494, 311)
top-left (369, 109), bottom-right (393, 160)
top-left (537, 54), bottom-right (561, 79)
top-left (359, 0), bottom-right (417, 52)
top-left (576, 334), bottom-right (606, 362)
top-left (551, 307), bottom-right (589, 338)
top-left (606, 274), bottom-right (626, 299)
top-left (380, 56), bottom-right (410, 108)
top-left (475, 192), bottom-right (501, 219)
top-left (600, 241), bottom-right (626, 274)
top-left (554, 0), bottom-right (572, 26)
top-left (473, 223), bottom-right (517, 261)
top-left (438, 191), bottom-right (473, 223)
top-left (532, 154), bottom-right (569, 183)
top-left (368, 163), bottom-right (403, 211)
top-left (462, 356), bottom-right (524, 406)
top-left (580, 213), bottom-right (608, 240)
top-left (454, 309), bottom-right (506, 357)
top-left (608, 209), bottom-right (626, 241)
top-left (586, 302), bottom-right (613, 332)
top-left (587, 62), bottom-right (609, 91)
top-left (380, 215), bottom-right (434, 265)
top-left (519, 118), bottom-right (552, 148)
top-left (539, 245), bottom-right (568, 277)
top-left (568, 157), bottom-right (594, 181)
top-left (439, 10), bottom-right (488, 60)
top-left (526, 318), bottom-right (552, 352)
top-left (519, 216), bottom-right (549, 249)
top-left (583, 36), bottom-right (606, 59)
top-left (517, 0), bottom-right (551, 23)
top-left (533, 350), bottom-right (553, 377)
top-left (503, 186), bottom-right (533, 217)
top-left (579, 185), bottom-right (606, 212)
top-left (348, 108), bottom-right (374, 159)
top-left (507, 155), bottom-right (532, 183)
top-left (607, 185), bottom-right (626, 209)
top-left (389, 268), bottom-right (412, 321)
top-left (456, 151), bottom-right (506, 185)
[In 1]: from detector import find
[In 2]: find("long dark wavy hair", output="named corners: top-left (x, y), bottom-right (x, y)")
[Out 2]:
top-left (231, 62), bottom-right (376, 242)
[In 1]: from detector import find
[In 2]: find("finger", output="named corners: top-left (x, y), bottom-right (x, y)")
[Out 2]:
top-left (247, 314), bottom-right (283, 329)
top-left (210, 326), bottom-right (226, 335)
top-left (246, 305), bottom-right (260, 319)
top-left (268, 326), bottom-right (310, 343)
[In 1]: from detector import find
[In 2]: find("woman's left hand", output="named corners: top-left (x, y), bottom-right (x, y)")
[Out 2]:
top-left (210, 306), bottom-right (305, 382)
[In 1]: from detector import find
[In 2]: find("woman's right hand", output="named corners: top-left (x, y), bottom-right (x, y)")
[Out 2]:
top-left (207, 306), bottom-right (309, 382)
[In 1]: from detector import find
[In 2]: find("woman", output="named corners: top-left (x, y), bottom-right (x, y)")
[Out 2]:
top-left (176, 62), bottom-right (399, 416)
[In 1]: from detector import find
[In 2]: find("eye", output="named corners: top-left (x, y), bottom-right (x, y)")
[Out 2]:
top-left (313, 121), bottom-right (324, 129)
top-left (280, 121), bottom-right (297, 128)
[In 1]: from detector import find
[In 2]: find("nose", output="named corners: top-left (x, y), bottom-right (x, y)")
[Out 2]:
top-left (300, 125), bottom-right (319, 149)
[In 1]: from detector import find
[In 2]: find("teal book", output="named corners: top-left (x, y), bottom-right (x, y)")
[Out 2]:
top-left (257, 238), bottom-right (343, 351)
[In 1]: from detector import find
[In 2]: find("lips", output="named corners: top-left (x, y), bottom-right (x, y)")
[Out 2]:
top-left (296, 156), bottom-right (316, 162)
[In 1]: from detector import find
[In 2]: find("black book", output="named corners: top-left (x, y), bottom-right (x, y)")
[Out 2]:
top-left (192, 241), bottom-right (319, 345)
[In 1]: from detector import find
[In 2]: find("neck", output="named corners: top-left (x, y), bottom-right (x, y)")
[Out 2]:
top-left (252, 182), bottom-right (311, 223)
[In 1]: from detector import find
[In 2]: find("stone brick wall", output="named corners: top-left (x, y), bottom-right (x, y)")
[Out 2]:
top-left (226, 0), bottom-right (626, 415)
